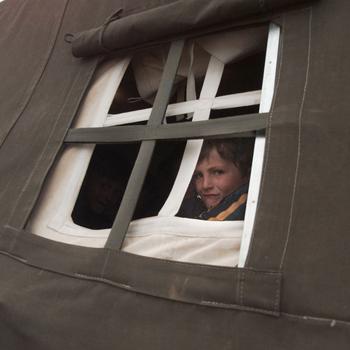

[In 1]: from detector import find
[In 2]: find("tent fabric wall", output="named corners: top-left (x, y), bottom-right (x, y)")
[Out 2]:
top-left (0, 0), bottom-right (70, 147)
top-left (248, 0), bottom-right (350, 321)
top-left (0, 0), bottom-right (122, 229)
top-left (1, 0), bottom-right (350, 349)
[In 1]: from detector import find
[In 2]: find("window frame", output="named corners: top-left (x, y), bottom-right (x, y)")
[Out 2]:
top-left (28, 23), bottom-right (280, 267)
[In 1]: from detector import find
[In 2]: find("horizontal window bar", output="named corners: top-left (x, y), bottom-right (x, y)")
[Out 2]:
top-left (65, 113), bottom-right (268, 144)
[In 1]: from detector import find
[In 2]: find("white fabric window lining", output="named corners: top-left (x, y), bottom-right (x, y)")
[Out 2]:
top-left (238, 24), bottom-right (280, 266)
top-left (27, 57), bottom-right (131, 236)
top-left (104, 90), bottom-right (261, 126)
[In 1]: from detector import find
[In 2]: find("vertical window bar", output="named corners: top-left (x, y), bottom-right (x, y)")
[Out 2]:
top-left (105, 40), bottom-right (185, 250)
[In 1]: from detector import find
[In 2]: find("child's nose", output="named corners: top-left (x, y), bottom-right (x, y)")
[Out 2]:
top-left (202, 174), bottom-right (213, 189)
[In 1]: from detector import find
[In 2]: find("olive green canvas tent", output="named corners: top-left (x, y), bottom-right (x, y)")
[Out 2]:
top-left (1, 0), bottom-right (350, 349)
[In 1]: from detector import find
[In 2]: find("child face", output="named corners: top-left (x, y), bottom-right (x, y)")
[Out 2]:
top-left (193, 148), bottom-right (248, 210)
top-left (86, 173), bottom-right (124, 216)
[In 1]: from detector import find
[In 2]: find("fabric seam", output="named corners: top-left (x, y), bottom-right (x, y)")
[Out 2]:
top-left (0, 246), bottom-right (280, 316)
top-left (279, 7), bottom-right (312, 269)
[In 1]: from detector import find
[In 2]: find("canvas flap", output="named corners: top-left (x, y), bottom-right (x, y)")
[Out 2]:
top-left (70, 0), bottom-right (315, 57)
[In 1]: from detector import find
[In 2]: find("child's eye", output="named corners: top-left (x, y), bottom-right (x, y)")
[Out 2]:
top-left (193, 172), bottom-right (202, 180)
top-left (213, 169), bottom-right (224, 176)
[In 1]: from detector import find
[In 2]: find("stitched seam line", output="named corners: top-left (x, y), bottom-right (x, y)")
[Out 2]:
top-left (279, 7), bottom-right (312, 269)
top-left (240, 270), bottom-right (245, 305)
top-left (75, 273), bottom-right (278, 315)
top-left (0, 247), bottom-right (280, 315)
top-left (236, 269), bottom-right (241, 304)
top-left (0, 250), bottom-right (28, 264)
top-left (273, 276), bottom-right (281, 312)
top-left (101, 249), bottom-right (111, 278)
top-left (281, 312), bottom-right (350, 327)
top-left (75, 273), bottom-right (131, 289)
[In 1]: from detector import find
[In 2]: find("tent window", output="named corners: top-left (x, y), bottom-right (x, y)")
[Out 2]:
top-left (28, 23), bottom-right (280, 267)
